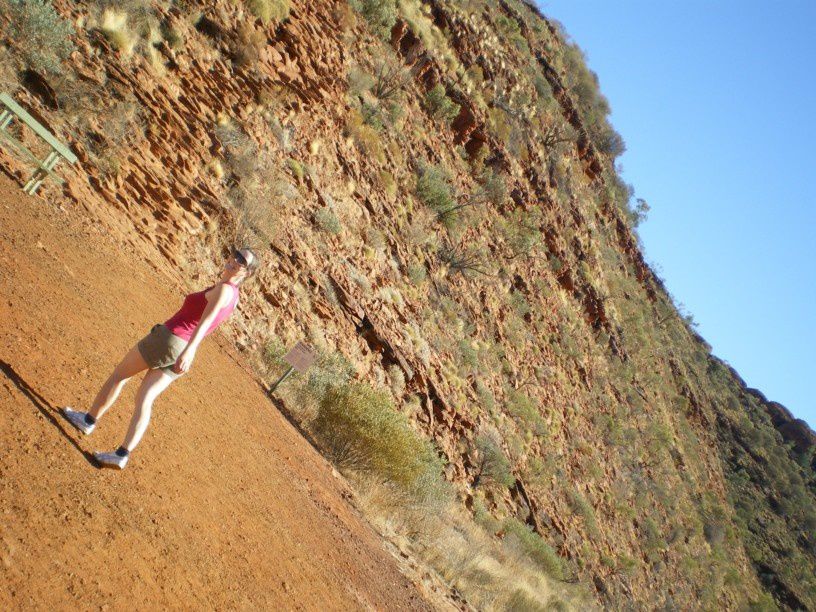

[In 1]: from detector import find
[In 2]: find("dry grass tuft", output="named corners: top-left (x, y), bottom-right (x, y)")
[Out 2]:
top-left (352, 476), bottom-right (590, 610)
top-left (100, 9), bottom-right (138, 58)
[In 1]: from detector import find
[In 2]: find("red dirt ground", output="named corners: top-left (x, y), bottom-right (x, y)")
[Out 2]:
top-left (0, 172), bottom-right (433, 610)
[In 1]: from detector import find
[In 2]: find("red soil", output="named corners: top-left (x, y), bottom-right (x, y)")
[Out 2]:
top-left (0, 172), bottom-right (432, 610)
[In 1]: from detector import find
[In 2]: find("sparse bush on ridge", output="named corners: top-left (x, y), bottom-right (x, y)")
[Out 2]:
top-left (360, 101), bottom-right (385, 131)
top-left (0, 47), bottom-right (19, 93)
top-left (505, 589), bottom-right (547, 611)
top-left (215, 122), bottom-right (258, 179)
top-left (494, 14), bottom-right (528, 54)
top-left (561, 42), bottom-right (626, 158)
top-left (261, 336), bottom-right (288, 373)
top-left (286, 157), bottom-right (306, 181)
top-left (302, 352), bottom-right (355, 402)
top-left (159, 20), bottom-right (184, 50)
top-left (501, 205), bottom-right (543, 259)
top-left (347, 65), bottom-right (375, 97)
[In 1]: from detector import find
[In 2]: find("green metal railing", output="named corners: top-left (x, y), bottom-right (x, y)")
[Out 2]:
top-left (0, 92), bottom-right (78, 195)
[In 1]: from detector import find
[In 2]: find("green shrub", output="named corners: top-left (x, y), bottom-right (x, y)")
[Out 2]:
top-left (472, 496), bottom-right (502, 534)
top-left (347, 65), bottom-right (375, 97)
top-left (503, 518), bottom-right (566, 580)
top-left (407, 263), bottom-right (427, 284)
top-left (508, 291), bottom-right (530, 318)
top-left (313, 383), bottom-right (443, 492)
top-left (617, 553), bottom-right (638, 575)
top-left (458, 338), bottom-right (479, 371)
top-left (372, 58), bottom-right (410, 103)
top-left (159, 21), bottom-right (184, 49)
top-left (506, 390), bottom-right (547, 437)
top-left (246, 0), bottom-right (290, 25)
top-left (494, 16), bottom-right (528, 55)
top-left (286, 157), bottom-right (305, 181)
top-left (262, 336), bottom-right (288, 373)
top-left (415, 164), bottom-right (456, 220)
top-left (303, 352), bottom-right (355, 402)
top-left (748, 592), bottom-right (780, 612)
top-left (314, 206), bottom-right (341, 234)
top-left (438, 243), bottom-right (487, 277)
top-left (345, 108), bottom-right (386, 164)
top-left (378, 170), bottom-right (397, 198)
top-left (502, 207), bottom-right (542, 259)
top-left (6, 0), bottom-right (75, 74)
top-left (348, 0), bottom-right (396, 40)
top-left (533, 74), bottom-right (552, 101)
top-left (642, 517), bottom-right (666, 561)
top-left (476, 169), bottom-right (508, 207)
top-left (215, 122), bottom-right (258, 179)
top-left (475, 380), bottom-right (496, 414)
top-left (360, 101), bottom-right (385, 131)
top-left (424, 83), bottom-right (460, 123)
top-left (567, 489), bottom-right (599, 536)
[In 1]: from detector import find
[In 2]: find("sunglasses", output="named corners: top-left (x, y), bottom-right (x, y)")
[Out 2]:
top-left (232, 248), bottom-right (248, 267)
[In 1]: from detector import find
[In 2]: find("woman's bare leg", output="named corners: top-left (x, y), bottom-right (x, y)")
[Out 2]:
top-left (87, 344), bottom-right (150, 420)
top-left (121, 368), bottom-right (174, 452)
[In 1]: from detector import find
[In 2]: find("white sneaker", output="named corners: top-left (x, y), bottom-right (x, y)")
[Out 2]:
top-left (94, 451), bottom-right (128, 470)
top-left (61, 407), bottom-right (96, 435)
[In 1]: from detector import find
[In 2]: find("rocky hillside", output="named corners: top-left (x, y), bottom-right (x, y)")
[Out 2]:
top-left (2, 0), bottom-right (814, 609)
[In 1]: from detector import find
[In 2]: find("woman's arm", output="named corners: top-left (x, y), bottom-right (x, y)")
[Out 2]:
top-left (172, 284), bottom-right (234, 374)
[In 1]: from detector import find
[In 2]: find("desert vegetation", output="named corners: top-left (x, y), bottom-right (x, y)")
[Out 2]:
top-left (1, 0), bottom-right (813, 609)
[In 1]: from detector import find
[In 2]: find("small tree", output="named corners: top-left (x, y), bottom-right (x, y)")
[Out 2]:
top-left (372, 57), bottom-right (411, 103)
top-left (438, 242), bottom-right (489, 277)
top-left (473, 434), bottom-right (515, 488)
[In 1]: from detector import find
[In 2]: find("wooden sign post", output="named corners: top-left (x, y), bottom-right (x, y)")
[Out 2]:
top-left (267, 341), bottom-right (316, 395)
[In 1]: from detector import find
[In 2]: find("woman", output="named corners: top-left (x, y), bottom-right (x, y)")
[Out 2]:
top-left (61, 247), bottom-right (259, 470)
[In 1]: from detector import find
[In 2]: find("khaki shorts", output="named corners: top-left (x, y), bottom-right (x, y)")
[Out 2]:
top-left (137, 323), bottom-right (188, 380)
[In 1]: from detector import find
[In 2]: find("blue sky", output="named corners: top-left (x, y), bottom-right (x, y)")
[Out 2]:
top-left (535, 1), bottom-right (816, 428)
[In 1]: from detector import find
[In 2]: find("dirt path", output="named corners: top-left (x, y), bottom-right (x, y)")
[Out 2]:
top-left (0, 173), bottom-right (432, 611)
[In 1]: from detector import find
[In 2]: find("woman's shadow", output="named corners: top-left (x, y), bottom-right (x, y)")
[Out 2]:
top-left (1, 359), bottom-right (97, 466)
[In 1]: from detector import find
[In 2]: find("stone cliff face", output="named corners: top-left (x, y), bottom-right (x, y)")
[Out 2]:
top-left (2, 0), bottom-right (814, 608)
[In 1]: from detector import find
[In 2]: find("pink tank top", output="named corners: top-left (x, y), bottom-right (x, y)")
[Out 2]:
top-left (163, 282), bottom-right (239, 342)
